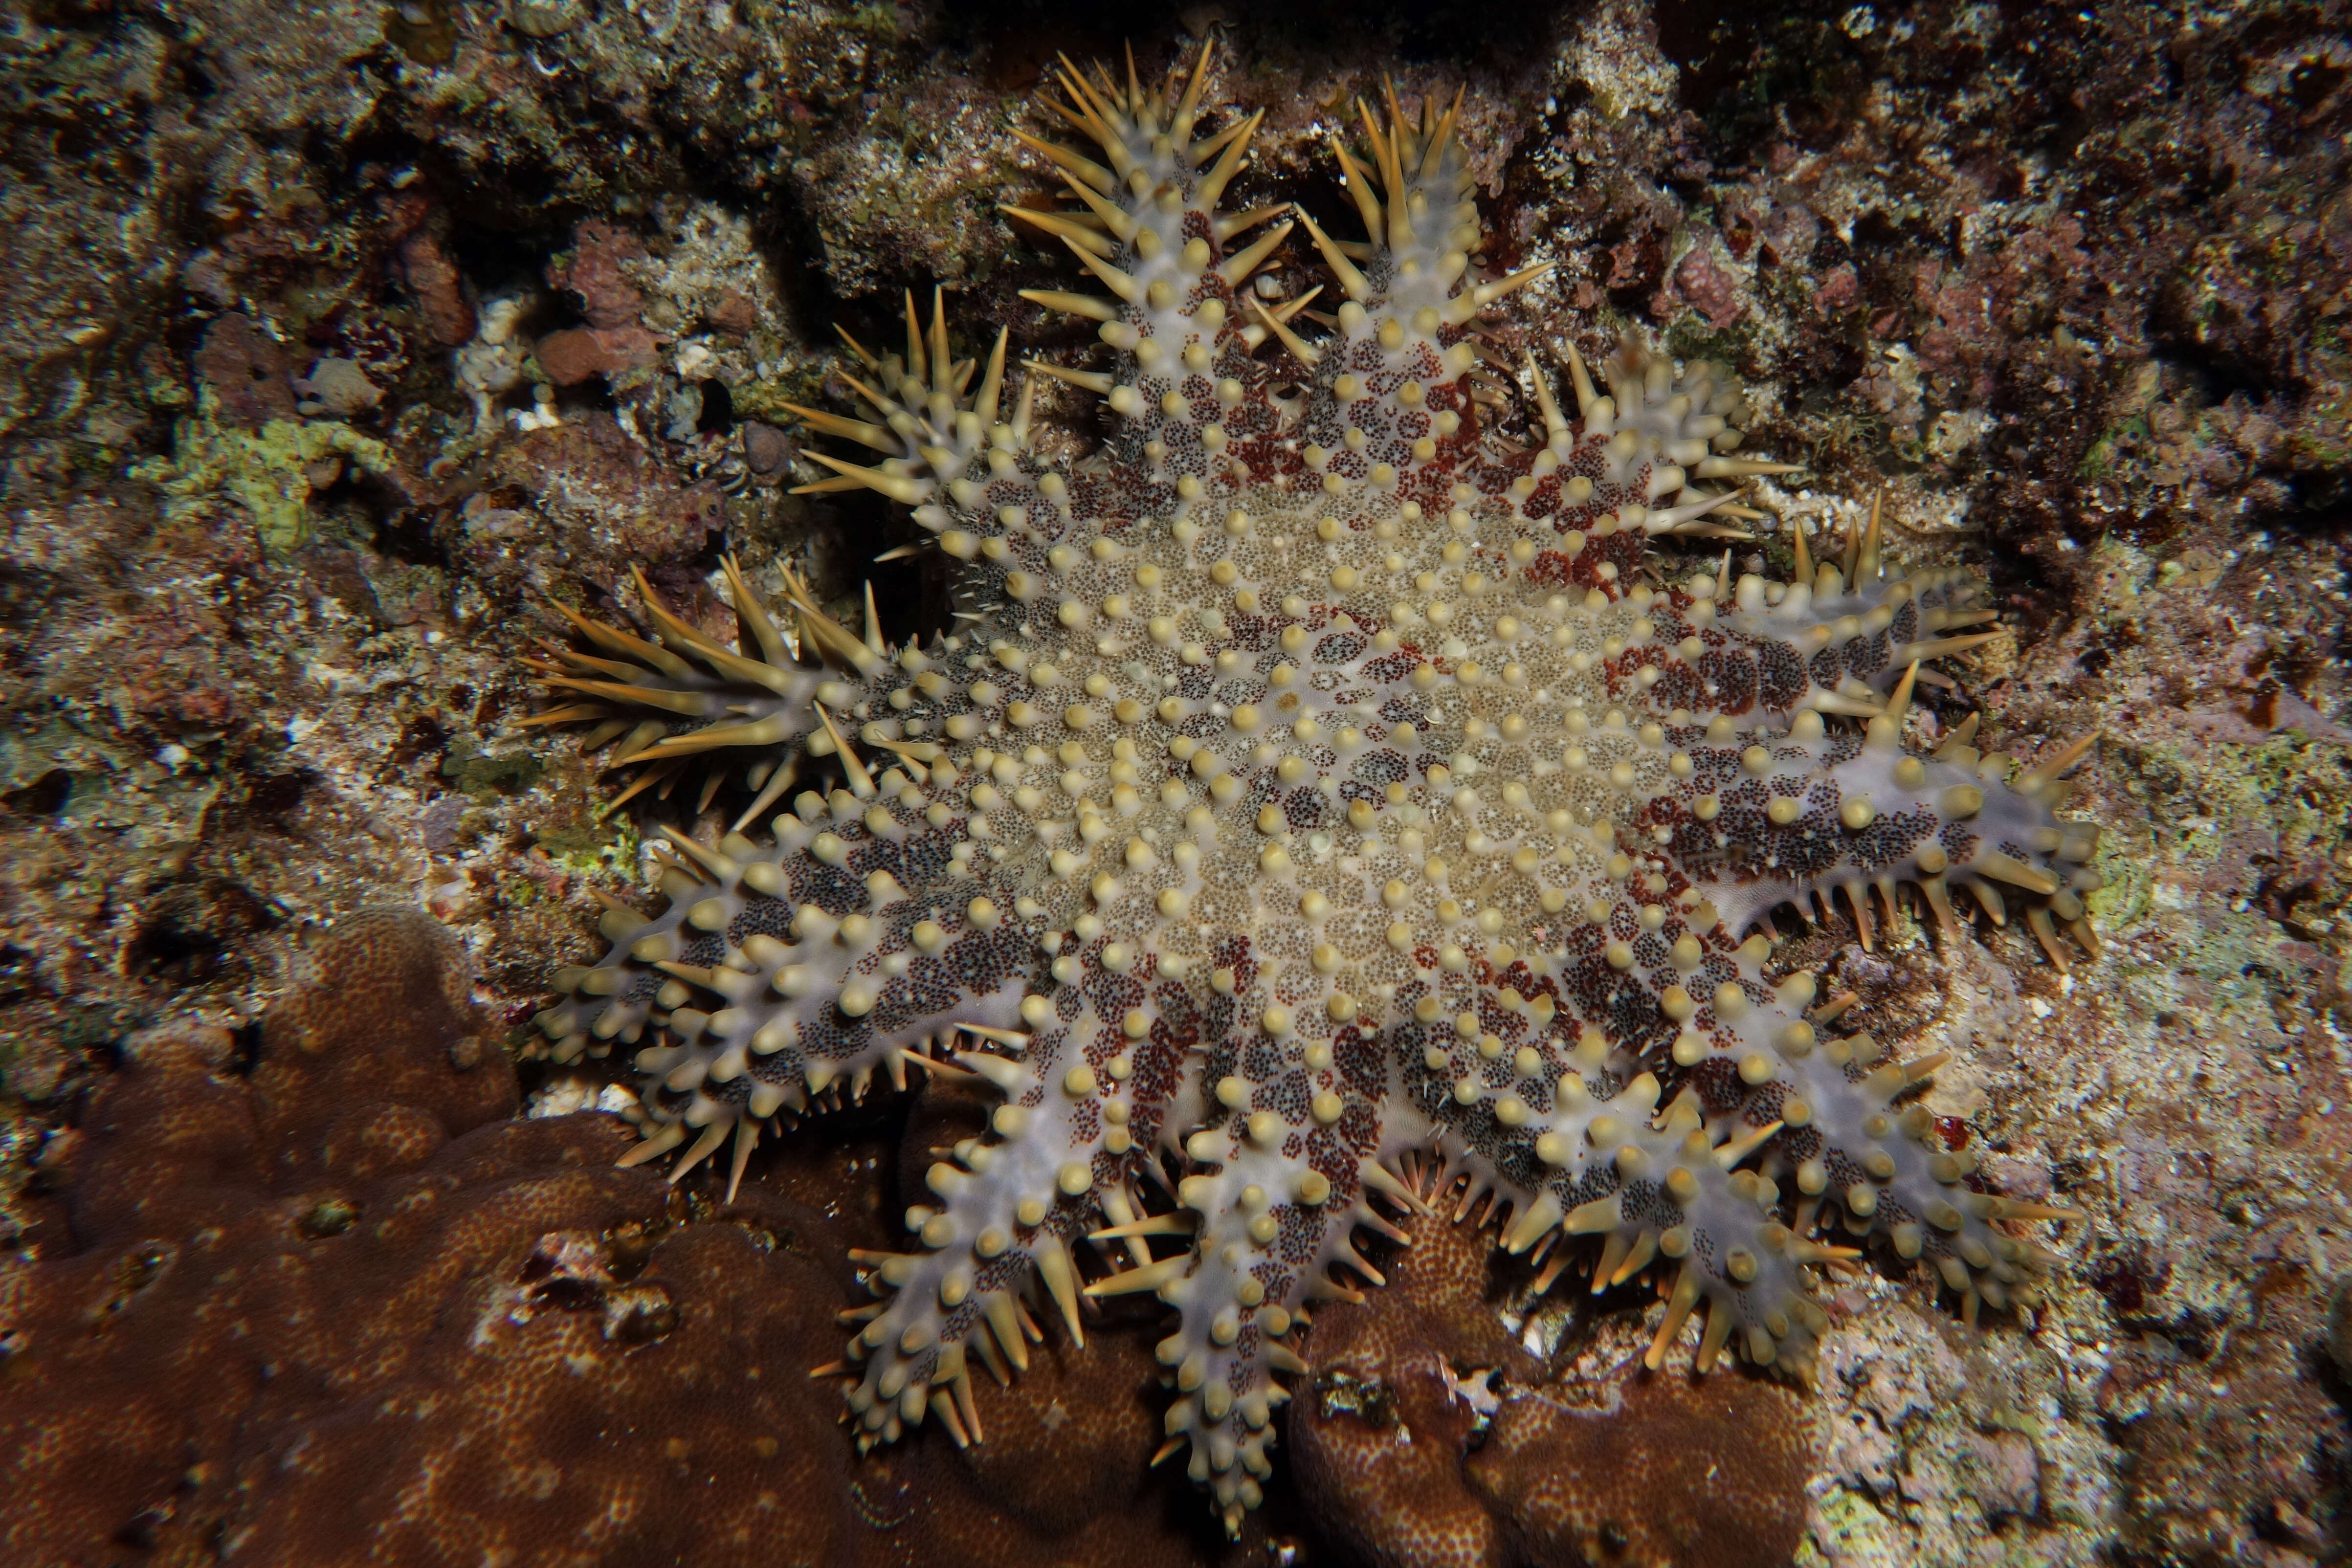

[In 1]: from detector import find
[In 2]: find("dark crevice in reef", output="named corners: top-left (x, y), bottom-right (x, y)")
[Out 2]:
top-left (4, 768), bottom-right (73, 820)
top-left (438, 220), bottom-right (575, 318)
top-left (120, 877), bottom-right (278, 988)
top-left (951, 0), bottom-right (1558, 72)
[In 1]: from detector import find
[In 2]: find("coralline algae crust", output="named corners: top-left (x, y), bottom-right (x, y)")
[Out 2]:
top-left (529, 48), bottom-right (2095, 1533)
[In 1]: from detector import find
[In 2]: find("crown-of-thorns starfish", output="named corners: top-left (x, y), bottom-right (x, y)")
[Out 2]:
top-left (528, 43), bottom-right (2095, 1536)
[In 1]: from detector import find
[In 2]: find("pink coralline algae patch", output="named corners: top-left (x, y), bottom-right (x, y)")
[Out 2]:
top-left (1668, 235), bottom-right (1748, 330)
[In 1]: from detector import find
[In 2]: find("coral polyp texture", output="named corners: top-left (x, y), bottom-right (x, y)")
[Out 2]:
top-left (531, 49), bottom-right (2096, 1531)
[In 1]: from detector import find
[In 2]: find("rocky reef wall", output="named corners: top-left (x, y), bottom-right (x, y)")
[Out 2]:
top-left (2, 3), bottom-right (2348, 1564)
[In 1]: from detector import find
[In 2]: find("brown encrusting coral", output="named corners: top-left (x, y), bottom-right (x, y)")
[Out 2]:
top-left (0, 913), bottom-right (1255, 1567)
top-left (1291, 1185), bottom-right (1811, 1568)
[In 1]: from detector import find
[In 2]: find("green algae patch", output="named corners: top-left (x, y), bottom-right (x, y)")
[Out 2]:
top-left (2086, 836), bottom-right (2153, 930)
top-left (1795, 1485), bottom-right (1895, 1567)
top-left (566, 817), bottom-right (644, 879)
top-left (442, 733), bottom-right (543, 800)
top-left (1663, 309), bottom-right (1761, 375)
top-left (136, 394), bottom-right (394, 556)
top-left (533, 799), bottom-right (631, 861)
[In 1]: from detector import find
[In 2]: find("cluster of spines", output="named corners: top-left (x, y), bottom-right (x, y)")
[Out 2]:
top-left (518, 551), bottom-right (898, 830)
top-left (517, 45), bottom-right (2101, 1539)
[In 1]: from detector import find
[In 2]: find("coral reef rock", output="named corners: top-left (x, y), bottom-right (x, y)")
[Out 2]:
top-left (14, 4), bottom-right (2352, 1564)
top-left (533, 51), bottom-right (2094, 1536)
